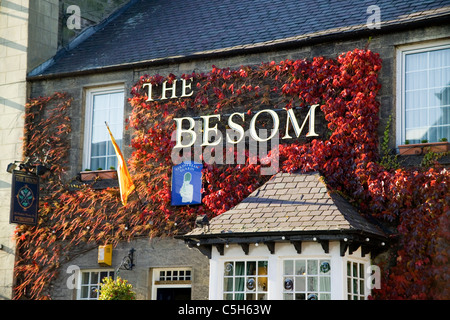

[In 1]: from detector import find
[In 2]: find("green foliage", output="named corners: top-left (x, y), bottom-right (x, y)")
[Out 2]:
top-left (379, 115), bottom-right (399, 170)
top-left (98, 277), bottom-right (136, 300)
top-left (421, 149), bottom-right (449, 168)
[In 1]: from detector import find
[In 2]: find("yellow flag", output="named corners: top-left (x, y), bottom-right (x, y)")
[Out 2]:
top-left (106, 122), bottom-right (135, 205)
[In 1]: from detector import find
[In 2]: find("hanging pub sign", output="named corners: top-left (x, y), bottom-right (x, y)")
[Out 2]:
top-left (171, 161), bottom-right (202, 206)
top-left (10, 170), bottom-right (39, 226)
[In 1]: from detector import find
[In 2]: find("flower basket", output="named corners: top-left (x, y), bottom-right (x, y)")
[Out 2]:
top-left (80, 169), bottom-right (117, 181)
top-left (399, 141), bottom-right (450, 155)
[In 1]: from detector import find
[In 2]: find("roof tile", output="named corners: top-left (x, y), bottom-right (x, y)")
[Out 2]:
top-left (30, 0), bottom-right (450, 77)
top-left (186, 171), bottom-right (386, 237)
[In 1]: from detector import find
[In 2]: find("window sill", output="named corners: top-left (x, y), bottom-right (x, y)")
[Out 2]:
top-left (398, 142), bottom-right (449, 155)
top-left (80, 169), bottom-right (118, 182)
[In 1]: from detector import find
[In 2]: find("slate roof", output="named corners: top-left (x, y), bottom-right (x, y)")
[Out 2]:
top-left (185, 171), bottom-right (386, 238)
top-left (29, 0), bottom-right (450, 78)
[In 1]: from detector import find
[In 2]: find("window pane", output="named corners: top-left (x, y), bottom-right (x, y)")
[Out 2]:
top-left (294, 276), bottom-right (305, 291)
top-left (258, 261), bottom-right (268, 275)
top-left (429, 48), bottom-right (450, 68)
top-left (224, 293), bottom-right (233, 300)
top-left (247, 261), bottom-right (256, 275)
top-left (307, 260), bottom-right (318, 275)
top-left (90, 286), bottom-right (98, 299)
top-left (406, 71), bottom-right (427, 91)
top-left (257, 293), bottom-right (267, 300)
top-left (284, 277), bottom-right (294, 291)
top-left (320, 276), bottom-right (331, 292)
top-left (82, 273), bottom-right (90, 285)
top-left (405, 89), bottom-right (427, 110)
top-left (224, 278), bottom-right (233, 292)
top-left (320, 260), bottom-right (331, 274)
top-left (295, 260), bottom-right (306, 275)
top-left (405, 51), bottom-right (427, 72)
top-left (81, 285), bottom-right (89, 298)
top-left (320, 293), bottom-right (331, 300)
top-left (90, 272), bottom-right (99, 284)
top-left (360, 280), bottom-right (365, 296)
top-left (284, 293), bottom-right (293, 300)
top-left (295, 293), bottom-right (306, 300)
top-left (224, 262), bottom-right (233, 276)
top-left (307, 277), bottom-right (317, 291)
top-left (235, 262), bottom-right (245, 276)
top-left (235, 277), bottom-right (245, 292)
top-left (284, 260), bottom-right (293, 275)
top-left (258, 277), bottom-right (268, 292)
top-left (359, 263), bottom-right (365, 278)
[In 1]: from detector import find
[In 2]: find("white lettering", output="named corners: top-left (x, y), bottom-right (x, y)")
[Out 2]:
top-left (143, 83), bottom-right (155, 102)
top-left (249, 109), bottom-right (279, 142)
top-left (282, 104), bottom-right (319, 139)
top-left (226, 112), bottom-right (245, 144)
top-left (174, 117), bottom-right (197, 148)
top-left (161, 80), bottom-right (178, 100)
top-left (181, 78), bottom-right (194, 97)
top-left (201, 114), bottom-right (222, 146)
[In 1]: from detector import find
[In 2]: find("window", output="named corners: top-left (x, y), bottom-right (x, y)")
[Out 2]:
top-left (78, 270), bottom-right (114, 300)
top-left (83, 85), bottom-right (125, 170)
top-left (397, 41), bottom-right (450, 145)
top-left (223, 260), bottom-right (268, 300)
top-left (347, 261), bottom-right (365, 300)
top-left (156, 268), bottom-right (192, 283)
top-left (152, 267), bottom-right (192, 300)
top-left (282, 259), bottom-right (331, 300)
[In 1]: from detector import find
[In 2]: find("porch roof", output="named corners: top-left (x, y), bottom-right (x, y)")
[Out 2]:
top-left (185, 171), bottom-right (386, 239)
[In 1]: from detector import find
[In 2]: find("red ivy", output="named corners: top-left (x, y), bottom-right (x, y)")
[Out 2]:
top-left (14, 49), bottom-right (449, 300)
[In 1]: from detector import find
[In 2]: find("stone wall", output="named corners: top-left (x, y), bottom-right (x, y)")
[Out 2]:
top-left (50, 237), bottom-right (209, 300)
top-left (0, 0), bottom-right (30, 300)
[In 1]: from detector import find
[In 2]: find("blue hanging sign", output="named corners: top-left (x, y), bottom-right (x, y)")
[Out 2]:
top-left (171, 161), bottom-right (202, 206)
top-left (10, 171), bottom-right (39, 226)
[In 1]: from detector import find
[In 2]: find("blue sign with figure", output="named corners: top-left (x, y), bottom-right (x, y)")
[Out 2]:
top-left (10, 171), bottom-right (39, 226)
top-left (171, 161), bottom-right (202, 206)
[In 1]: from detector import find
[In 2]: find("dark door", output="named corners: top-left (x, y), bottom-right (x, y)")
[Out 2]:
top-left (156, 287), bottom-right (191, 300)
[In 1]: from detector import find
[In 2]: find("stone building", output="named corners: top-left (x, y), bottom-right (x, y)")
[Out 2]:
top-left (1, 0), bottom-right (449, 300)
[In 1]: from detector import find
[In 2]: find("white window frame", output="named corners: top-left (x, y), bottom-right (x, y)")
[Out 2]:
top-left (151, 267), bottom-right (193, 300)
top-left (222, 259), bottom-right (269, 300)
top-left (83, 84), bottom-right (125, 170)
top-left (76, 269), bottom-right (115, 300)
top-left (396, 39), bottom-right (450, 147)
top-left (346, 259), bottom-right (367, 300)
top-left (281, 258), bottom-right (332, 300)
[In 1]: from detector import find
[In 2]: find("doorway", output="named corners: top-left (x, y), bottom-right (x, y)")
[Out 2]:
top-left (156, 287), bottom-right (192, 300)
